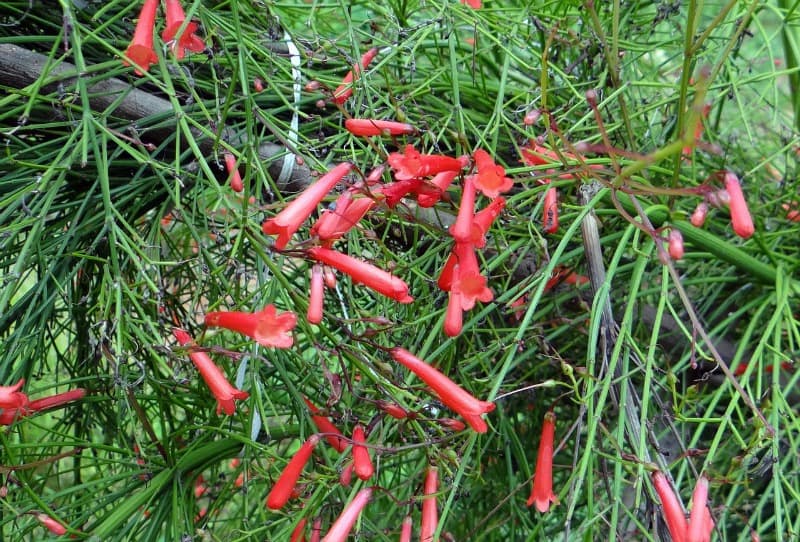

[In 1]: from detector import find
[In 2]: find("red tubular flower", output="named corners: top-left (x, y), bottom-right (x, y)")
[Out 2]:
top-left (542, 184), bottom-right (559, 233)
top-left (527, 410), bottom-right (558, 512)
top-left (472, 149), bottom-right (513, 198)
top-left (449, 176), bottom-right (478, 243)
top-left (417, 170), bottom-right (459, 208)
top-left (472, 196), bottom-right (506, 248)
top-left (162, 0), bottom-right (205, 59)
top-left (688, 475), bottom-right (714, 542)
top-left (262, 162), bottom-right (353, 249)
top-left (351, 425), bottom-right (374, 481)
top-left (312, 193), bottom-right (375, 244)
top-left (345, 119), bottom-right (417, 137)
top-left (420, 466), bottom-right (439, 542)
top-left (333, 48), bottom-right (379, 104)
top-left (0, 388), bottom-right (86, 425)
top-left (461, 0), bottom-right (482, 7)
top-left (652, 470), bottom-right (688, 542)
top-left (443, 289), bottom-right (464, 337)
top-left (123, 0), bottom-right (159, 76)
top-left (451, 243), bottom-right (493, 311)
top-left (308, 265), bottom-right (324, 324)
top-left (173, 329), bottom-right (249, 415)
top-left (375, 400), bottom-right (409, 419)
top-left (668, 229), bottom-right (685, 260)
top-left (690, 202), bottom-right (709, 227)
top-left (35, 513), bottom-right (66, 536)
top-left (266, 435), bottom-right (320, 510)
top-left (224, 152), bottom-right (243, 192)
top-left (389, 347), bottom-right (495, 433)
top-left (307, 247), bottom-right (413, 303)
top-left (290, 518), bottom-right (308, 542)
top-left (303, 397), bottom-right (348, 452)
top-left (321, 487), bottom-right (372, 542)
top-left (310, 517), bottom-right (323, 542)
top-left (723, 172), bottom-right (754, 239)
top-left (400, 515), bottom-right (413, 542)
top-left (204, 305), bottom-right (297, 348)
top-left (376, 178), bottom-right (423, 207)
top-left (388, 145), bottom-right (465, 181)
top-left (0, 379), bottom-right (28, 409)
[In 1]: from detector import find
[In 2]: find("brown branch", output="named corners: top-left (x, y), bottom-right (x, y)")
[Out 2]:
top-left (0, 43), bottom-right (312, 191)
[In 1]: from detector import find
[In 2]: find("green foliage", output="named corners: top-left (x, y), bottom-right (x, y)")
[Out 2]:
top-left (0, 0), bottom-right (798, 540)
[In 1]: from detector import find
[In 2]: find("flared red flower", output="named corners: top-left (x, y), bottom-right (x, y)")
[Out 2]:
top-left (262, 162), bottom-right (353, 249)
top-left (205, 305), bottom-right (297, 348)
top-left (0, 379), bottom-right (28, 410)
top-left (321, 487), bottom-right (372, 542)
top-left (173, 329), bottom-right (249, 415)
top-left (450, 243), bottom-right (493, 311)
top-left (388, 145), bottom-right (466, 181)
top-left (526, 410), bottom-right (558, 512)
top-left (389, 347), bottom-right (495, 433)
top-left (307, 247), bottom-right (413, 303)
top-left (472, 149), bottom-right (513, 198)
top-left (161, 0), bottom-right (205, 59)
top-left (420, 466), bottom-right (439, 542)
top-left (123, 0), bottom-right (159, 75)
top-left (266, 435), bottom-right (320, 510)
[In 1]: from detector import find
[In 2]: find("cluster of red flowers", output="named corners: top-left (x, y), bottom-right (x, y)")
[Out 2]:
top-left (123, 0), bottom-right (205, 76)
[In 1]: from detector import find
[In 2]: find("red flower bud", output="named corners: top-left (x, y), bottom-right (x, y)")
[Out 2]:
top-left (420, 467), bottom-right (439, 542)
top-left (526, 410), bottom-right (558, 512)
top-left (351, 425), bottom-right (374, 481)
top-left (321, 487), bottom-right (372, 542)
top-left (265, 435), bottom-right (320, 510)
top-left (345, 119), bottom-right (417, 137)
top-left (723, 172), bottom-right (754, 238)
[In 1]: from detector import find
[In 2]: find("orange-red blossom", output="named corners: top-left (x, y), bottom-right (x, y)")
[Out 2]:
top-left (173, 329), bottom-right (249, 415)
top-left (307, 247), bottom-right (413, 304)
top-left (526, 410), bottom-right (558, 512)
top-left (123, 0), bottom-right (159, 75)
top-left (262, 162), bottom-right (353, 249)
top-left (204, 305), bottom-right (297, 348)
top-left (265, 435), bottom-right (320, 510)
top-left (389, 347), bottom-right (495, 433)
